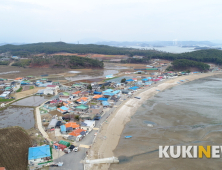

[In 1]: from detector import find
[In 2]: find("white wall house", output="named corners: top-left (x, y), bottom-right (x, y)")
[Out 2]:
top-left (81, 120), bottom-right (95, 132)
top-left (44, 89), bottom-right (54, 95)
top-left (46, 85), bottom-right (59, 90)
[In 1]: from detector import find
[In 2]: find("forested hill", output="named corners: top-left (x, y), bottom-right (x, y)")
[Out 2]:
top-left (0, 42), bottom-right (161, 56)
top-left (1, 42), bottom-right (222, 65)
top-left (167, 59), bottom-right (210, 71)
top-left (12, 55), bottom-right (104, 69)
top-left (122, 49), bottom-right (222, 65)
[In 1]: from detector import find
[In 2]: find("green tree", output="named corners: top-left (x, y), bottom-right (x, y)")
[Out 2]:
top-left (75, 115), bottom-right (79, 120)
top-left (101, 85), bottom-right (105, 90)
top-left (121, 78), bottom-right (126, 83)
top-left (87, 84), bottom-right (92, 90)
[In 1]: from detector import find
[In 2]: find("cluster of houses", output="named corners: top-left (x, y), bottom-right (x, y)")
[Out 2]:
top-left (0, 76), bottom-right (60, 99)
top-left (0, 78), bottom-right (21, 95)
top-left (26, 69), bottom-right (204, 169)
top-left (0, 77), bottom-right (26, 98)
top-left (0, 55), bottom-right (21, 62)
top-left (40, 75), bottom-right (168, 145)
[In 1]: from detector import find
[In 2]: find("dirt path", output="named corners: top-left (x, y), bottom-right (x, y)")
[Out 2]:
top-left (9, 61), bottom-right (15, 66)
top-left (35, 104), bottom-right (52, 143)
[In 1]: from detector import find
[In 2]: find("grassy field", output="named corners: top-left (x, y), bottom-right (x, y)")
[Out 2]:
top-left (0, 98), bottom-right (14, 102)
top-left (16, 87), bottom-right (23, 92)
top-left (103, 77), bottom-right (118, 82)
top-left (0, 127), bottom-right (32, 170)
top-left (29, 86), bottom-right (34, 89)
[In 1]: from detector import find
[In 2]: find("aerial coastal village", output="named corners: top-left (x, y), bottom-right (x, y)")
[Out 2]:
top-left (0, 53), bottom-right (221, 170)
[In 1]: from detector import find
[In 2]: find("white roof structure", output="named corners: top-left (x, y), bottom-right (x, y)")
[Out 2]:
top-left (84, 120), bottom-right (95, 127)
top-left (44, 89), bottom-right (54, 95)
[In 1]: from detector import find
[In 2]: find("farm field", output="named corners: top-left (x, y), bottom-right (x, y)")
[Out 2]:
top-left (0, 127), bottom-right (32, 170)
top-left (0, 65), bottom-right (69, 79)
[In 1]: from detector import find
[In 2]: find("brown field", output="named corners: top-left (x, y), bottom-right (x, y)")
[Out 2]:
top-left (52, 53), bottom-right (88, 57)
top-left (0, 127), bottom-right (32, 170)
top-left (0, 65), bottom-right (69, 79)
top-left (11, 87), bottom-right (45, 99)
top-left (50, 53), bottom-right (128, 60)
top-left (22, 85), bottom-right (33, 91)
top-left (49, 110), bottom-right (64, 117)
top-left (116, 63), bottom-right (147, 67)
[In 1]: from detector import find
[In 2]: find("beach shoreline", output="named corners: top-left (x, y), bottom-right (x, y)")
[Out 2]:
top-left (86, 72), bottom-right (221, 170)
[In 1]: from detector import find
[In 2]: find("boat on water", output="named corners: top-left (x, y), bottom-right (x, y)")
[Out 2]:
top-left (125, 136), bottom-right (132, 139)
top-left (147, 124), bottom-right (154, 127)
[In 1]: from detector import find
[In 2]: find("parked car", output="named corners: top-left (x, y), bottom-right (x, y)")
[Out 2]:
top-left (62, 117), bottom-right (70, 121)
top-left (74, 147), bottom-right (79, 152)
top-left (94, 115), bottom-right (101, 120)
top-left (69, 145), bottom-right (75, 151)
top-left (134, 97), bottom-right (140, 99)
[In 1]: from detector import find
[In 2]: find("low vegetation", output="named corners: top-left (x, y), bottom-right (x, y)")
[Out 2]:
top-left (11, 59), bottom-right (31, 67)
top-left (0, 61), bottom-right (10, 65)
top-left (12, 55), bottom-right (104, 69)
top-left (16, 87), bottom-right (23, 92)
top-left (0, 98), bottom-right (14, 102)
top-left (166, 59), bottom-right (210, 71)
top-left (29, 86), bottom-right (34, 89)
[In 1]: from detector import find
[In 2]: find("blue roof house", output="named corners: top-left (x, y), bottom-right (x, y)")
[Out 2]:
top-left (129, 86), bottom-right (139, 91)
top-left (102, 101), bottom-right (110, 107)
top-left (94, 91), bottom-right (102, 95)
top-left (103, 92), bottom-right (115, 97)
top-left (60, 125), bottom-right (66, 134)
top-left (11, 56), bottom-right (20, 60)
top-left (126, 79), bottom-right (134, 82)
top-left (28, 145), bottom-right (52, 166)
top-left (97, 98), bottom-right (108, 101)
top-left (102, 89), bottom-right (113, 93)
top-left (106, 74), bottom-right (114, 79)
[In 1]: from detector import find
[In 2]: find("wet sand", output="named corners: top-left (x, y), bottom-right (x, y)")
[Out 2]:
top-left (87, 72), bottom-right (222, 170)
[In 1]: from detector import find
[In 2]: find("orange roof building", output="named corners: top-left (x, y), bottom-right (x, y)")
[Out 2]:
top-left (73, 91), bottom-right (81, 95)
top-left (69, 129), bottom-right (86, 137)
top-left (63, 101), bottom-right (72, 106)
top-left (77, 97), bottom-right (88, 103)
top-left (65, 122), bottom-right (80, 129)
top-left (93, 95), bottom-right (103, 99)
top-left (14, 77), bottom-right (23, 80)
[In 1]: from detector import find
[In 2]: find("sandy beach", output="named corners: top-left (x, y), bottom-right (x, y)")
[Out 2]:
top-left (86, 72), bottom-right (221, 170)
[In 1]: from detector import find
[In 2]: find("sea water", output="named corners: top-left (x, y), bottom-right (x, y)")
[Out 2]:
top-left (110, 75), bottom-right (222, 170)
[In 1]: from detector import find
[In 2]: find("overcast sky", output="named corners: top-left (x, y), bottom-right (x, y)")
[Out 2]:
top-left (0, 0), bottom-right (222, 43)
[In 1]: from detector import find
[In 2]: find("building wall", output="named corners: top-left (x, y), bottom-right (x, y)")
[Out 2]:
top-left (28, 157), bottom-right (50, 166)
